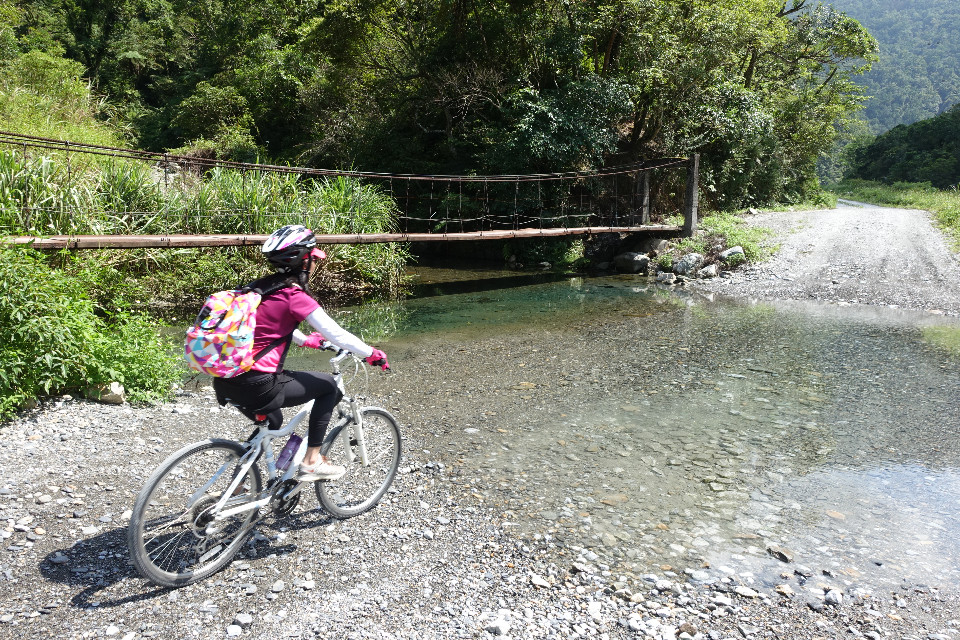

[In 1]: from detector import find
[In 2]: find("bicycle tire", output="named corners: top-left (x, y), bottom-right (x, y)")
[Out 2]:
top-left (127, 439), bottom-right (262, 587)
top-left (315, 407), bottom-right (401, 518)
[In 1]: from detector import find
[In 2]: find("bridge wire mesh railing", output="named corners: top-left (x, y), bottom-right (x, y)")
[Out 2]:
top-left (0, 130), bottom-right (690, 239)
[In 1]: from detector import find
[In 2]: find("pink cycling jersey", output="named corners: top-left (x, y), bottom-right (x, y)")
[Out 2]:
top-left (252, 286), bottom-right (373, 372)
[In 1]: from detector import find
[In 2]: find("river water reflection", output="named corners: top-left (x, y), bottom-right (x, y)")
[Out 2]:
top-left (320, 266), bottom-right (960, 591)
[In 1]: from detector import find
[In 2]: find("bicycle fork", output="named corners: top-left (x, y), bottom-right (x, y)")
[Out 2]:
top-left (344, 402), bottom-right (369, 465)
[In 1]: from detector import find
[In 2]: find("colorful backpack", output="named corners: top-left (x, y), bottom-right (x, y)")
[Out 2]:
top-left (184, 280), bottom-right (289, 378)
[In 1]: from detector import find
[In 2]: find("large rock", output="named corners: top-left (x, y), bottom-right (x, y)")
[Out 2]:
top-left (719, 246), bottom-right (745, 262)
top-left (655, 272), bottom-right (677, 285)
top-left (672, 253), bottom-right (704, 276)
top-left (613, 252), bottom-right (651, 274)
top-left (697, 264), bottom-right (718, 279)
top-left (629, 237), bottom-right (671, 254)
top-left (85, 381), bottom-right (126, 405)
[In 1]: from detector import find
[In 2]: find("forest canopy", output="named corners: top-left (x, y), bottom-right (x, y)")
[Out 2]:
top-left (827, 0), bottom-right (960, 134)
top-left (2, 0), bottom-right (878, 209)
top-left (845, 103), bottom-right (960, 188)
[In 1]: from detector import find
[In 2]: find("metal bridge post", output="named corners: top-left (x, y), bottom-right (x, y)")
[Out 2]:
top-left (683, 153), bottom-right (699, 237)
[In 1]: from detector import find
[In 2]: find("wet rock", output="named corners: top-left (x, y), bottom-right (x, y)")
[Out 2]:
top-left (656, 272), bottom-right (676, 285)
top-left (766, 544), bottom-right (794, 563)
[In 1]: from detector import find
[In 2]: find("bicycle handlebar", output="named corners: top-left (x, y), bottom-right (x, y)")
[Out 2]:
top-left (319, 341), bottom-right (390, 371)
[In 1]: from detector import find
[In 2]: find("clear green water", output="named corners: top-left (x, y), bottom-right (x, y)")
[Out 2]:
top-left (299, 267), bottom-right (960, 590)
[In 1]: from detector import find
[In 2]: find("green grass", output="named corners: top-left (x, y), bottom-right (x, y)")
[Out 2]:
top-left (675, 210), bottom-right (775, 263)
top-left (0, 50), bottom-right (126, 149)
top-left (829, 179), bottom-right (960, 249)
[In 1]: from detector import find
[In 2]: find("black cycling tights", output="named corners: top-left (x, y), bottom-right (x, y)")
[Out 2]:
top-left (262, 371), bottom-right (342, 447)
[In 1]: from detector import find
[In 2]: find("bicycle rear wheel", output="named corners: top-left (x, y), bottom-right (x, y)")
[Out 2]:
top-left (127, 439), bottom-right (262, 587)
top-left (316, 407), bottom-right (401, 518)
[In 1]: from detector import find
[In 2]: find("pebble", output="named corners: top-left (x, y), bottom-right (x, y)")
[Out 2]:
top-left (0, 287), bottom-right (957, 640)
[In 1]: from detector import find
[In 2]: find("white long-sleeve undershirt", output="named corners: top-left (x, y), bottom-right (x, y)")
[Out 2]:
top-left (291, 308), bottom-right (374, 358)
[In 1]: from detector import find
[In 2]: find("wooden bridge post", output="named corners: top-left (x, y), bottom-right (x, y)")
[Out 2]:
top-left (641, 171), bottom-right (651, 225)
top-left (682, 153), bottom-right (700, 237)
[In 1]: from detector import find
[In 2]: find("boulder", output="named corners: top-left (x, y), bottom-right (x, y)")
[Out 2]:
top-left (719, 246), bottom-right (745, 262)
top-left (672, 253), bottom-right (704, 276)
top-left (697, 264), bottom-right (718, 279)
top-left (85, 382), bottom-right (126, 405)
top-left (630, 237), bottom-right (671, 254)
top-left (613, 252), bottom-right (650, 274)
top-left (656, 272), bottom-right (677, 285)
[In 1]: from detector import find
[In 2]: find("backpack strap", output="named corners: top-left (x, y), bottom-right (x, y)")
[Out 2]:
top-left (244, 274), bottom-right (298, 370)
top-left (245, 273), bottom-right (291, 297)
top-left (251, 334), bottom-right (292, 363)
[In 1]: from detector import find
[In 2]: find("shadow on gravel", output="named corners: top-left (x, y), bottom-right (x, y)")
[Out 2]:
top-left (39, 526), bottom-right (166, 609)
top-left (37, 506), bottom-right (339, 608)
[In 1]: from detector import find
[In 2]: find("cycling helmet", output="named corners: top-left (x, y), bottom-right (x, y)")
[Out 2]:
top-left (262, 225), bottom-right (317, 273)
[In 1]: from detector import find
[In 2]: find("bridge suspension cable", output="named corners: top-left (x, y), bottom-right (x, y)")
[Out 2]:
top-left (0, 131), bottom-right (699, 247)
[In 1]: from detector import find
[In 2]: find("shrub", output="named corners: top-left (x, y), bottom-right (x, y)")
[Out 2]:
top-left (0, 248), bottom-right (180, 420)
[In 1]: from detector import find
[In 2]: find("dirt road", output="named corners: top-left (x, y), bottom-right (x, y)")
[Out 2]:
top-left (698, 202), bottom-right (960, 316)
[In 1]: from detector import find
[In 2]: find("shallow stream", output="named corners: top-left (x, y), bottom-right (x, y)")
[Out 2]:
top-left (298, 265), bottom-right (960, 593)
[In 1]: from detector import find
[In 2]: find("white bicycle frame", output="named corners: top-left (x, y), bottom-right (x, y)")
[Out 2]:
top-left (196, 346), bottom-right (371, 523)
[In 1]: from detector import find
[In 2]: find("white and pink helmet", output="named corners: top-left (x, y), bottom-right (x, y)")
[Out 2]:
top-left (262, 225), bottom-right (326, 272)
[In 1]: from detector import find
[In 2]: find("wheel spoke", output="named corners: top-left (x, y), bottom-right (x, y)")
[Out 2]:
top-left (128, 440), bottom-right (262, 587)
top-left (317, 408), bottom-right (401, 518)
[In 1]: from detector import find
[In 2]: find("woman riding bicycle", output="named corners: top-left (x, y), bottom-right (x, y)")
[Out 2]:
top-left (212, 224), bottom-right (389, 482)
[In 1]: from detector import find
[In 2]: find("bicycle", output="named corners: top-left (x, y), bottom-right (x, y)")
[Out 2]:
top-left (126, 344), bottom-right (402, 587)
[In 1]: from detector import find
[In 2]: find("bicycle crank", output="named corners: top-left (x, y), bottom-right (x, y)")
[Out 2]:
top-left (270, 479), bottom-right (302, 517)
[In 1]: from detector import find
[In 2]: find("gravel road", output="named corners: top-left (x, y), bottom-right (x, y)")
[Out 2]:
top-left (696, 201), bottom-right (960, 315)
top-left (2, 203), bottom-right (959, 640)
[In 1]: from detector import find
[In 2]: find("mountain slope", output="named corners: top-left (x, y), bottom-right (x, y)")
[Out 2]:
top-left (830, 0), bottom-right (960, 132)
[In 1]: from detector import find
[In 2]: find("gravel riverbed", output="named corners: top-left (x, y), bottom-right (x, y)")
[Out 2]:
top-left (2, 204), bottom-right (960, 640)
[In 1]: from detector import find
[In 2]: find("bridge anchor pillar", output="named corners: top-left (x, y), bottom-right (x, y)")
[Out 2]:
top-left (683, 153), bottom-right (700, 237)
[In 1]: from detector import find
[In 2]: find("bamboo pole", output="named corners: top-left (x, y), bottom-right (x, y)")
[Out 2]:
top-left (4, 225), bottom-right (684, 249)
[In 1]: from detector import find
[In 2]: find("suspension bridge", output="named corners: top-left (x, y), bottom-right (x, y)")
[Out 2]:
top-left (0, 131), bottom-right (700, 249)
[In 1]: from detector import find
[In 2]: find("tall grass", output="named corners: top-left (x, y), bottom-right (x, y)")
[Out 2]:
top-left (0, 150), bottom-right (409, 302)
top-left (829, 179), bottom-right (960, 249)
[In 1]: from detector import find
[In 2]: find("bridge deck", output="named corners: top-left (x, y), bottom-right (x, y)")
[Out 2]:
top-left (5, 225), bottom-right (682, 249)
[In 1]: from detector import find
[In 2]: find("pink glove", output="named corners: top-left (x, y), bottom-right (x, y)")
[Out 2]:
top-left (302, 332), bottom-right (325, 349)
top-left (365, 348), bottom-right (390, 370)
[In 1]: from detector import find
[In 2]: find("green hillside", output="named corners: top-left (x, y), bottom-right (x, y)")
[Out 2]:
top-left (846, 104), bottom-right (960, 188)
top-left (829, 0), bottom-right (960, 133)
top-left (2, 0), bottom-right (877, 209)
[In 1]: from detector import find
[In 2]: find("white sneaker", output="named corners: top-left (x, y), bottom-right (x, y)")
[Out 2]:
top-left (297, 458), bottom-right (345, 482)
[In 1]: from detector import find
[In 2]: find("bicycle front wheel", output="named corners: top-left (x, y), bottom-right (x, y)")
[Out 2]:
top-left (127, 439), bottom-right (262, 587)
top-left (316, 407), bottom-right (402, 518)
